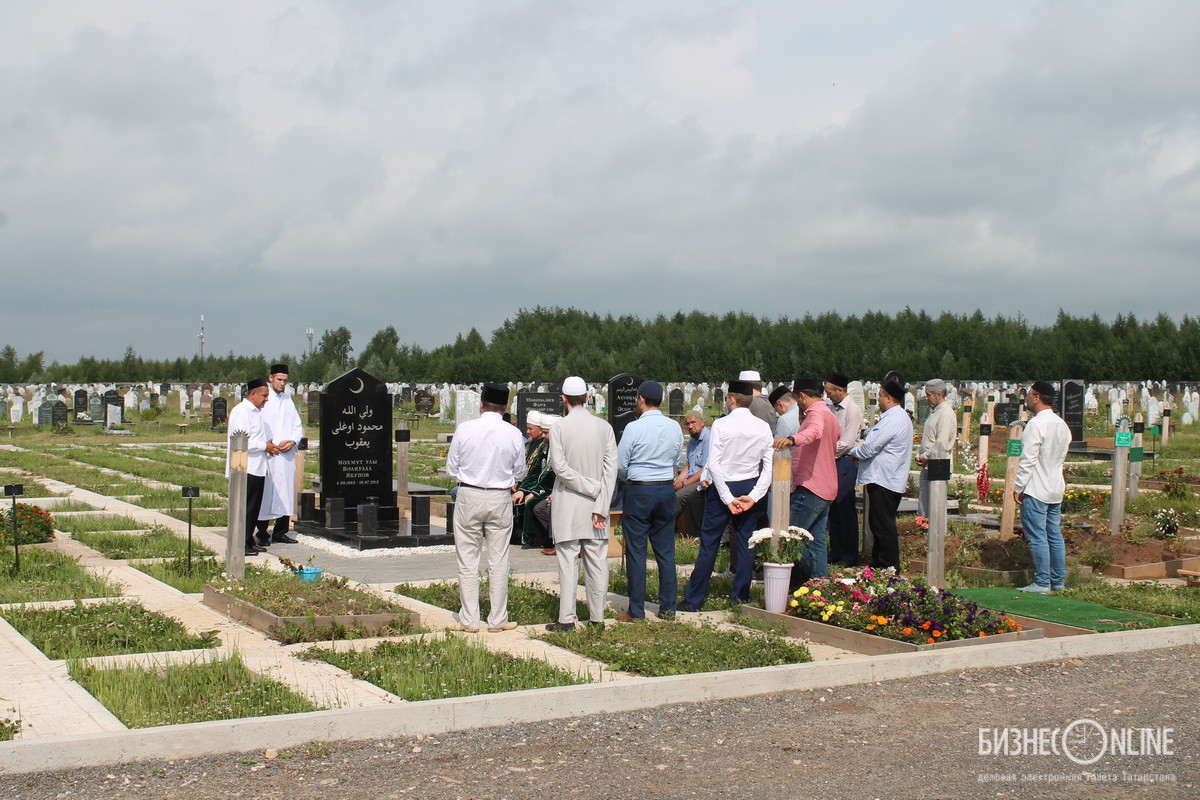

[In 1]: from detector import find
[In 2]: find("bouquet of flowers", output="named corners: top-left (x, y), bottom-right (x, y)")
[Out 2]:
top-left (1152, 507), bottom-right (1182, 540)
top-left (748, 526), bottom-right (812, 565)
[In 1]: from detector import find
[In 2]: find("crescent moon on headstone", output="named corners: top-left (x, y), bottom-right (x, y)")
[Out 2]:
top-left (625, 377), bottom-right (635, 386)
top-left (351, 377), bottom-right (365, 394)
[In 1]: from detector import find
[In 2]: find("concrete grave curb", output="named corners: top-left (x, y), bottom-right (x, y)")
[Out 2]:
top-left (2, 622), bottom-right (1198, 775)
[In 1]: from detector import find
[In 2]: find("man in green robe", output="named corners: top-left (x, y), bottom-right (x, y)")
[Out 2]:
top-left (513, 411), bottom-right (558, 546)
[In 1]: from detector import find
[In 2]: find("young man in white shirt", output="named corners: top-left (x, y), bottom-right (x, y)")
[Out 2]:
top-left (1012, 380), bottom-right (1072, 593)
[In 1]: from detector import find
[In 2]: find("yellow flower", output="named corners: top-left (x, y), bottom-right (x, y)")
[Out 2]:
top-left (789, 599), bottom-right (799, 607)
top-left (866, 624), bottom-right (876, 630)
top-left (811, 590), bottom-right (822, 597)
top-left (794, 587), bottom-right (809, 596)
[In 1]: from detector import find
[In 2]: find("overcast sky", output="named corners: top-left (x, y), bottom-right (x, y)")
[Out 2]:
top-left (2, 1), bottom-right (1197, 362)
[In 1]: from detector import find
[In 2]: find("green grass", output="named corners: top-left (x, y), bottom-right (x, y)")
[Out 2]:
top-left (1, 601), bottom-right (218, 659)
top-left (307, 636), bottom-right (588, 700)
top-left (51, 447), bottom-right (229, 493)
top-left (164, 508), bottom-right (228, 527)
top-left (395, 577), bottom-right (607, 624)
top-left (135, 556), bottom-right (227, 594)
top-left (540, 619), bottom-right (812, 676)
top-left (0, 548), bottom-right (123, 603)
top-left (1060, 579), bottom-right (1200, 623)
top-left (672, 538), bottom-right (731, 569)
top-left (69, 652), bottom-right (319, 728)
top-left (53, 513), bottom-right (149, 533)
top-left (0, 480), bottom-right (64, 498)
top-left (38, 499), bottom-right (98, 512)
top-left (73, 526), bottom-right (214, 559)
top-left (607, 564), bottom-right (762, 611)
top-left (0, 714), bottom-right (18, 741)
top-left (123, 488), bottom-right (224, 509)
top-left (954, 588), bottom-right (1179, 632)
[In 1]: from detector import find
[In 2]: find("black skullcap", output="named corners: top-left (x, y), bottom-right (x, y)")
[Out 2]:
top-left (727, 380), bottom-right (754, 395)
top-left (637, 380), bottom-right (664, 402)
top-left (792, 377), bottom-right (824, 396)
top-left (826, 372), bottom-right (850, 389)
top-left (481, 382), bottom-right (510, 405)
top-left (269, 363), bottom-right (288, 375)
top-left (246, 377), bottom-right (268, 392)
top-left (768, 385), bottom-right (792, 406)
top-left (880, 379), bottom-right (905, 403)
top-left (1030, 380), bottom-right (1057, 400)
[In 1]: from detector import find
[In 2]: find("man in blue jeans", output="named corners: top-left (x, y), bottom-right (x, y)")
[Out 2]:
top-left (1012, 380), bottom-right (1072, 593)
top-left (616, 380), bottom-right (684, 619)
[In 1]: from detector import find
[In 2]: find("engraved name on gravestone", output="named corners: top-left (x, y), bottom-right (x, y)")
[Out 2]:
top-left (454, 389), bottom-right (482, 428)
top-left (1060, 379), bottom-right (1085, 445)
top-left (52, 400), bottom-right (68, 428)
top-left (319, 368), bottom-right (392, 513)
top-left (668, 387), bottom-right (684, 416)
top-left (517, 391), bottom-right (562, 429)
top-left (991, 402), bottom-right (1020, 427)
top-left (212, 397), bottom-right (228, 427)
top-left (607, 373), bottom-right (645, 444)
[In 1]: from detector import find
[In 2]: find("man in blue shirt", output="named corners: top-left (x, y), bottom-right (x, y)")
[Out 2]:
top-left (849, 378), bottom-right (914, 572)
top-left (617, 380), bottom-right (684, 619)
top-left (673, 412), bottom-right (709, 537)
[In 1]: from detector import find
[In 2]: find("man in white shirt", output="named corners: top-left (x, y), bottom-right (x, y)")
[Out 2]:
top-left (1013, 380), bottom-right (1072, 593)
top-left (226, 378), bottom-right (277, 557)
top-left (445, 382), bottom-right (527, 633)
top-left (681, 379), bottom-right (773, 611)
top-left (770, 386), bottom-right (799, 439)
top-left (849, 378), bottom-right (913, 572)
top-left (256, 364), bottom-right (304, 546)
top-left (916, 378), bottom-right (957, 520)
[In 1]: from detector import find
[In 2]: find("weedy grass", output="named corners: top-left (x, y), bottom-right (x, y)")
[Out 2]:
top-left (0, 480), bottom-right (64, 498)
top-left (607, 564), bottom-right (761, 611)
top-left (306, 635), bottom-right (587, 700)
top-left (0, 714), bottom-right (18, 741)
top-left (123, 487), bottom-right (224, 510)
top-left (52, 514), bottom-right (149, 533)
top-left (73, 526), bottom-right (214, 560)
top-left (2, 600), bottom-right (219, 659)
top-left (1060, 578), bottom-right (1200, 622)
top-left (164, 508), bottom-right (228, 527)
top-left (540, 619), bottom-right (811, 676)
top-left (0, 548), bottom-right (123, 603)
top-left (136, 556), bottom-right (226, 594)
top-left (69, 652), bottom-right (319, 728)
top-left (36, 499), bottom-right (98, 511)
top-left (395, 577), bottom-right (609, 624)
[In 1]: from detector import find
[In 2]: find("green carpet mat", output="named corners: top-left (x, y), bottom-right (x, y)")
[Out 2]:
top-left (955, 588), bottom-right (1179, 632)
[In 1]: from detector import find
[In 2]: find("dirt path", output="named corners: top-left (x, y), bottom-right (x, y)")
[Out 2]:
top-left (4, 644), bottom-right (1196, 800)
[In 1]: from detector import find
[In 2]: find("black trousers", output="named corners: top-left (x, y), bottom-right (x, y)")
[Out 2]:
top-left (864, 483), bottom-right (902, 571)
top-left (256, 515), bottom-right (290, 540)
top-left (245, 474), bottom-right (265, 548)
top-left (827, 457), bottom-right (860, 565)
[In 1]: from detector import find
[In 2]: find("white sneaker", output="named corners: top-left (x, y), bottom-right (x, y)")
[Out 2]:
top-left (1017, 583), bottom-right (1051, 594)
top-left (487, 621), bottom-right (518, 632)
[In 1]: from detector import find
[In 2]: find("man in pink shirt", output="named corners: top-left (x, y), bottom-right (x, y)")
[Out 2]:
top-left (773, 377), bottom-right (841, 581)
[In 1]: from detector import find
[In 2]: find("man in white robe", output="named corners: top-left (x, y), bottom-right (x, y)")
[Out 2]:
top-left (256, 363), bottom-right (304, 546)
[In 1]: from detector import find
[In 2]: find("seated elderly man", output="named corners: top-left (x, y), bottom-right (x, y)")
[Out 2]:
top-left (513, 411), bottom-right (557, 548)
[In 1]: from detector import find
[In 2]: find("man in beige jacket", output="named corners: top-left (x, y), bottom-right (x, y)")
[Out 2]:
top-left (916, 378), bottom-right (956, 519)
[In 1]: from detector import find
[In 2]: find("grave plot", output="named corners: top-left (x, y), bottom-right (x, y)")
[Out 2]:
top-left (395, 577), bottom-right (610, 626)
top-left (0, 601), bottom-right (219, 660)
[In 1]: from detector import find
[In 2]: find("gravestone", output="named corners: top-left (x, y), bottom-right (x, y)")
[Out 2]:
top-left (517, 392), bottom-right (562, 429)
top-left (89, 393), bottom-right (103, 420)
top-left (199, 392), bottom-right (213, 414)
top-left (138, 396), bottom-right (150, 412)
top-left (0, 399), bottom-right (7, 423)
top-left (414, 389), bottom-right (434, 414)
top-left (668, 388), bottom-right (684, 416)
top-left (9, 397), bottom-right (23, 423)
top-left (105, 397), bottom-right (124, 427)
top-left (607, 372), bottom-right (645, 444)
top-left (847, 381), bottom-right (866, 413)
top-left (212, 397), bottom-right (228, 427)
top-left (318, 368), bottom-right (392, 515)
top-left (917, 396), bottom-right (931, 424)
top-left (713, 387), bottom-right (724, 406)
top-left (73, 389), bottom-right (88, 418)
top-left (307, 391), bottom-right (321, 425)
top-left (37, 399), bottom-right (54, 428)
top-left (991, 402), bottom-right (1020, 427)
top-left (1060, 379), bottom-right (1085, 446)
top-left (52, 400), bottom-right (68, 428)
top-left (454, 389), bottom-right (482, 428)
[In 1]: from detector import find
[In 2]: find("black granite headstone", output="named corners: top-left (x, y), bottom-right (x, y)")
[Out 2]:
top-left (52, 400), bottom-right (68, 428)
top-left (607, 373), bottom-right (645, 444)
top-left (668, 388), bottom-right (684, 416)
top-left (714, 388), bottom-right (724, 406)
top-left (414, 390), bottom-right (434, 414)
top-left (1060, 379), bottom-right (1085, 444)
top-left (212, 397), bottom-right (228, 427)
top-left (517, 392), bottom-right (562, 429)
top-left (319, 368), bottom-right (392, 513)
top-left (37, 400), bottom-right (54, 428)
top-left (89, 393), bottom-right (103, 420)
top-left (991, 403), bottom-right (1020, 427)
top-left (917, 397), bottom-right (931, 424)
top-left (73, 389), bottom-right (88, 417)
top-left (307, 391), bottom-right (320, 425)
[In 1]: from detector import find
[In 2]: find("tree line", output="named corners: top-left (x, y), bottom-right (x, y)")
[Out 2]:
top-left (5, 308), bottom-right (1199, 385)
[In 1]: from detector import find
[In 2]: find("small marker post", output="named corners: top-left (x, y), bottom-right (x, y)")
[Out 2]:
top-left (4, 484), bottom-right (24, 572)
top-left (181, 487), bottom-right (200, 575)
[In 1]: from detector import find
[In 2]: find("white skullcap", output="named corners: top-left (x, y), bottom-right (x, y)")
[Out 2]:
top-left (738, 370), bottom-right (761, 381)
top-left (538, 412), bottom-right (557, 429)
top-left (562, 376), bottom-right (587, 395)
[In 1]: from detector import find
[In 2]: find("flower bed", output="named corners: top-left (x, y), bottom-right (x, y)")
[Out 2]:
top-left (743, 567), bottom-right (1040, 653)
top-left (0, 503), bottom-right (54, 545)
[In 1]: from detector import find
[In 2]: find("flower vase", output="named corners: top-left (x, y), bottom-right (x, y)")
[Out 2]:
top-left (762, 562), bottom-right (794, 614)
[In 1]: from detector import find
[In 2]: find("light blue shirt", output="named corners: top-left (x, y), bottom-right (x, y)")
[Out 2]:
top-left (685, 426), bottom-right (710, 476)
top-left (774, 404), bottom-right (800, 439)
top-left (850, 405), bottom-right (914, 494)
top-left (618, 409), bottom-right (684, 481)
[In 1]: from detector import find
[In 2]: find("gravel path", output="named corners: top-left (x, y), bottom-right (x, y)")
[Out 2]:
top-left (4, 644), bottom-right (1196, 800)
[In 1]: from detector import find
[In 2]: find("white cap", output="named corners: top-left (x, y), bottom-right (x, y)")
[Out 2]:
top-left (738, 370), bottom-right (761, 381)
top-left (538, 412), bottom-right (557, 429)
top-left (527, 411), bottom-right (545, 428)
top-left (562, 376), bottom-right (587, 395)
